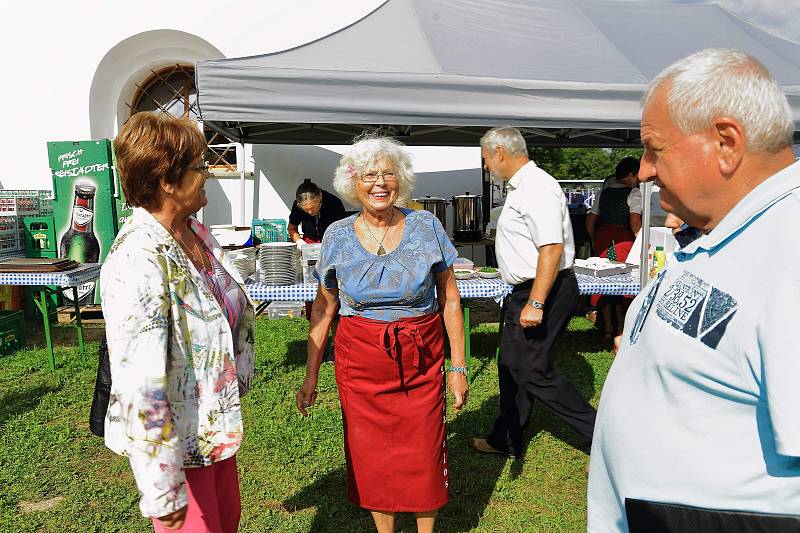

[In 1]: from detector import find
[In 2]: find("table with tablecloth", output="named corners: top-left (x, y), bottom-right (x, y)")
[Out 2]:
top-left (0, 263), bottom-right (101, 371)
top-left (245, 272), bottom-right (639, 376)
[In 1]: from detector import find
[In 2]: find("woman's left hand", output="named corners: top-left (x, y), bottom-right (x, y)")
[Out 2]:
top-left (448, 371), bottom-right (469, 412)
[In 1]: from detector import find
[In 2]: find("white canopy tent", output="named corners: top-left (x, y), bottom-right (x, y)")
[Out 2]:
top-left (195, 0), bottom-right (800, 286)
top-left (197, 0), bottom-right (800, 146)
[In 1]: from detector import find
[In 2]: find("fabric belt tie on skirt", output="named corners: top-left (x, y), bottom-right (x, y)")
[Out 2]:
top-left (380, 321), bottom-right (426, 370)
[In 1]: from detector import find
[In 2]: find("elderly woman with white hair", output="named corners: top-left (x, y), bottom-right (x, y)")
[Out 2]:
top-left (295, 135), bottom-right (468, 533)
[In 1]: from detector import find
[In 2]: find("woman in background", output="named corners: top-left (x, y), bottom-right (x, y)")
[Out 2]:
top-left (585, 157), bottom-right (642, 338)
top-left (287, 178), bottom-right (347, 244)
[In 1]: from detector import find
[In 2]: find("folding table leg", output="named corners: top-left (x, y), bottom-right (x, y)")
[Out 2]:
top-left (33, 289), bottom-right (55, 372)
top-left (463, 306), bottom-right (471, 382)
top-left (72, 287), bottom-right (85, 353)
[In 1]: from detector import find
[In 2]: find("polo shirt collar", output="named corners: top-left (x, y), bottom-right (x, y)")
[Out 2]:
top-left (507, 160), bottom-right (536, 190)
top-left (676, 160), bottom-right (800, 259)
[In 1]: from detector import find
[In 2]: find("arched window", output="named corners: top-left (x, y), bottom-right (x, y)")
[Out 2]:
top-left (128, 64), bottom-right (237, 171)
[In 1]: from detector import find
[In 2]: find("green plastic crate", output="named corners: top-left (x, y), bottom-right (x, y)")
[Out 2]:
top-left (0, 310), bottom-right (24, 355)
top-left (252, 219), bottom-right (287, 244)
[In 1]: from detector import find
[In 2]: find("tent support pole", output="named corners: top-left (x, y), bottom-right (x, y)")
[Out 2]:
top-left (639, 181), bottom-right (652, 288)
top-left (252, 153), bottom-right (260, 226)
top-left (240, 142), bottom-right (247, 226)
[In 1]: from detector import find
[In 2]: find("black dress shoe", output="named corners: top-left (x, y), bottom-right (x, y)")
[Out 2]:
top-left (468, 437), bottom-right (515, 458)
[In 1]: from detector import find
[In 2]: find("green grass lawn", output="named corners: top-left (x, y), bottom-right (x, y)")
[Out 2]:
top-left (0, 316), bottom-right (613, 532)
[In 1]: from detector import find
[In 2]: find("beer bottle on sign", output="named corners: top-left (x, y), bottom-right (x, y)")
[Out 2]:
top-left (60, 184), bottom-right (100, 263)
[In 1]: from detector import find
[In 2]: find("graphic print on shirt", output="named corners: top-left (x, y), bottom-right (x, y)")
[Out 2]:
top-left (629, 270), bottom-right (665, 346)
top-left (655, 271), bottom-right (737, 349)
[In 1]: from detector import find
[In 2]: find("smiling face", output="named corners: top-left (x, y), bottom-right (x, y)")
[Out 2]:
top-left (638, 85), bottom-right (720, 229)
top-left (355, 156), bottom-right (399, 213)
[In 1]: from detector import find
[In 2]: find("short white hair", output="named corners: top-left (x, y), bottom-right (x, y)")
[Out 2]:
top-left (480, 127), bottom-right (528, 157)
top-left (333, 135), bottom-right (416, 207)
top-left (644, 48), bottom-right (793, 153)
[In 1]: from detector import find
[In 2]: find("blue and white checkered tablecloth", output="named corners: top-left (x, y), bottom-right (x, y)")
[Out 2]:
top-left (246, 273), bottom-right (639, 303)
top-left (576, 273), bottom-right (639, 296)
top-left (246, 277), bottom-right (513, 303)
top-left (0, 263), bottom-right (101, 287)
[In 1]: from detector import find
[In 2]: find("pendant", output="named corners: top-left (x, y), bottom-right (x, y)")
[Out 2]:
top-left (377, 245), bottom-right (386, 256)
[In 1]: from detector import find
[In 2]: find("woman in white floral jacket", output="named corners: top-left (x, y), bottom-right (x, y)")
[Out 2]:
top-left (101, 112), bottom-right (255, 532)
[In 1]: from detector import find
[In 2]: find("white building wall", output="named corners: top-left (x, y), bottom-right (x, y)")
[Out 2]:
top-left (1, 0), bottom-right (488, 235)
top-left (0, 0), bottom-right (386, 189)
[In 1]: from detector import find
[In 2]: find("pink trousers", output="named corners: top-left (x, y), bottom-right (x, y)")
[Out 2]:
top-left (152, 455), bottom-right (241, 533)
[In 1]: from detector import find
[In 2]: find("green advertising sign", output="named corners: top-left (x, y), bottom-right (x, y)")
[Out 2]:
top-left (47, 139), bottom-right (130, 305)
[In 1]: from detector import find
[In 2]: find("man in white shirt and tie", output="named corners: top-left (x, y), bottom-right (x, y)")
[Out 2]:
top-left (469, 127), bottom-right (596, 458)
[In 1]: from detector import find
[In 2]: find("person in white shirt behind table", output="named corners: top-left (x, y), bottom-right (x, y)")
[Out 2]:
top-left (588, 48), bottom-right (800, 532)
top-left (469, 127), bottom-right (596, 459)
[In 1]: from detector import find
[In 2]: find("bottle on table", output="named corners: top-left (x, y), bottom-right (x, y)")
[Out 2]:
top-left (653, 245), bottom-right (666, 275)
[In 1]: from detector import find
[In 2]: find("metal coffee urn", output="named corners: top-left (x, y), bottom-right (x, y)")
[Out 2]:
top-left (414, 196), bottom-right (448, 230)
top-left (451, 192), bottom-right (482, 241)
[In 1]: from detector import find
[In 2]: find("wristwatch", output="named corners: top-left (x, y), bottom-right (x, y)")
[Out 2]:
top-left (527, 299), bottom-right (545, 310)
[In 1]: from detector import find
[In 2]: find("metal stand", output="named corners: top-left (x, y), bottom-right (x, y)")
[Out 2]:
top-left (32, 286), bottom-right (86, 372)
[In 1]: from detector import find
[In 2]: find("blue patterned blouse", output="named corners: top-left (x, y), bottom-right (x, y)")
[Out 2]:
top-left (313, 208), bottom-right (457, 322)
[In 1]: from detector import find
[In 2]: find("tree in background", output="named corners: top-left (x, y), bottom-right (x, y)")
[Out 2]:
top-left (529, 147), bottom-right (644, 181)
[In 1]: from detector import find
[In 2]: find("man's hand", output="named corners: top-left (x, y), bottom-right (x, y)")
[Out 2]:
top-left (519, 305), bottom-right (543, 328)
top-left (157, 506), bottom-right (187, 530)
top-left (613, 335), bottom-right (622, 355)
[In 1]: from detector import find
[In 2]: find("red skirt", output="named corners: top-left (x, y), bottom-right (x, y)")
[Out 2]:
top-left (335, 312), bottom-right (449, 512)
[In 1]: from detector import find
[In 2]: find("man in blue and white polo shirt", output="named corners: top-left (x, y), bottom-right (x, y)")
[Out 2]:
top-left (588, 48), bottom-right (800, 531)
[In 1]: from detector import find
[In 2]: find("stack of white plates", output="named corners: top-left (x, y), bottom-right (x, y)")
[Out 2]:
top-left (227, 247), bottom-right (257, 281)
top-left (258, 242), bottom-right (300, 285)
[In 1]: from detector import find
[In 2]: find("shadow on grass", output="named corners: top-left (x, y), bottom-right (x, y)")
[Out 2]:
top-left (284, 340), bottom-right (309, 369)
top-left (464, 327), bottom-right (596, 479)
top-left (281, 407), bottom-right (514, 532)
top-left (0, 382), bottom-right (62, 427)
top-left (279, 321), bottom-right (597, 530)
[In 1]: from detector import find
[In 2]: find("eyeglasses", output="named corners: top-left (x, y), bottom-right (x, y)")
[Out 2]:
top-left (359, 171), bottom-right (398, 183)
top-left (187, 162), bottom-right (210, 173)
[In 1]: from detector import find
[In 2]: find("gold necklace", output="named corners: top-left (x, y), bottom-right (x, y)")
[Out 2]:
top-left (167, 224), bottom-right (211, 272)
top-left (360, 208), bottom-right (395, 256)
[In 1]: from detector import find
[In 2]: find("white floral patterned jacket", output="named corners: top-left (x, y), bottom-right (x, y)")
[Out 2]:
top-left (100, 207), bottom-right (255, 518)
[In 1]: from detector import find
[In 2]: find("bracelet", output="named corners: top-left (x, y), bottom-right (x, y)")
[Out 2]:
top-left (448, 365), bottom-right (468, 376)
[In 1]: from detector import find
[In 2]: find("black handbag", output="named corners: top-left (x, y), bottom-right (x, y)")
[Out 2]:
top-left (89, 335), bottom-right (111, 437)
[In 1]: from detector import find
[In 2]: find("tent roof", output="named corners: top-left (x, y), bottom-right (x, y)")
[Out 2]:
top-left (196, 0), bottom-right (800, 147)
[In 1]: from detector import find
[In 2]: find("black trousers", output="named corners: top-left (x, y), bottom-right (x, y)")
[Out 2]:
top-left (487, 270), bottom-right (596, 456)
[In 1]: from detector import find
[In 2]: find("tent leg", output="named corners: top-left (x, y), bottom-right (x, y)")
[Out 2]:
top-left (639, 181), bottom-right (652, 288)
top-left (240, 142), bottom-right (247, 226)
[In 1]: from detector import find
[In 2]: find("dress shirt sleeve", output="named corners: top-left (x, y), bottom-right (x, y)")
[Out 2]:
top-left (313, 225), bottom-right (339, 289)
top-left (100, 249), bottom-right (188, 518)
top-left (627, 187), bottom-right (643, 214)
top-left (429, 213), bottom-right (457, 273)
top-left (589, 189), bottom-right (602, 215)
top-left (757, 277), bottom-right (800, 456)
top-left (521, 189), bottom-right (565, 247)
